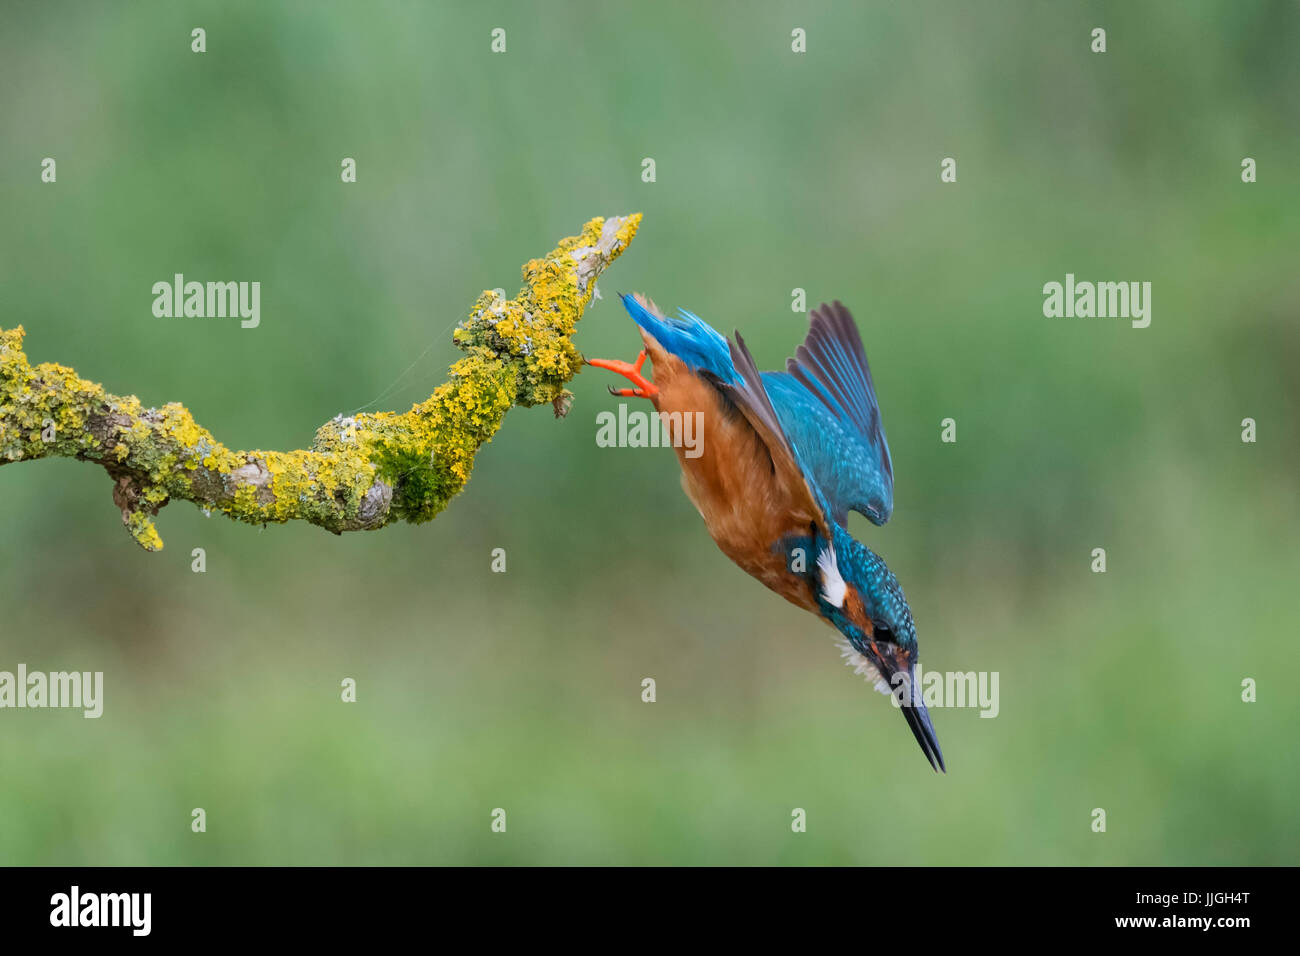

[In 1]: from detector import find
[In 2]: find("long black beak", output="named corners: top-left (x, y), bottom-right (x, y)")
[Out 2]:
top-left (861, 644), bottom-right (947, 773)
top-left (900, 697), bottom-right (946, 773)
top-left (881, 656), bottom-right (945, 773)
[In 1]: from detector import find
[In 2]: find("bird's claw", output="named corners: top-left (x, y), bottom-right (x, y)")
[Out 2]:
top-left (586, 350), bottom-right (658, 399)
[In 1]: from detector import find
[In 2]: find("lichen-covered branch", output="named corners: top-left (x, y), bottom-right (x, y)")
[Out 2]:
top-left (0, 213), bottom-right (640, 551)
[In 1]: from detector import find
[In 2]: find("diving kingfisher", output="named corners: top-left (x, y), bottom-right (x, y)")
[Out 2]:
top-left (588, 294), bottom-right (944, 772)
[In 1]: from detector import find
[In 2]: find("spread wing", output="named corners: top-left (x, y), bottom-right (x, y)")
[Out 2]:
top-left (716, 331), bottom-right (834, 539)
top-left (764, 301), bottom-right (894, 526)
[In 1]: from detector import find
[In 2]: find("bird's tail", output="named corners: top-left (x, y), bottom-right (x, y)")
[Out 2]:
top-left (620, 293), bottom-right (738, 384)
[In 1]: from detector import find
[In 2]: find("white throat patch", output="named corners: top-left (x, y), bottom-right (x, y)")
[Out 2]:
top-left (834, 637), bottom-right (892, 696)
top-left (816, 545), bottom-right (847, 608)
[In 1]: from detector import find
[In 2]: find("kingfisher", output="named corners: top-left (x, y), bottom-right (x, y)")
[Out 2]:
top-left (587, 294), bottom-right (944, 772)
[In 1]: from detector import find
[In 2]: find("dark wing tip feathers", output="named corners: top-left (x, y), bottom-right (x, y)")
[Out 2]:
top-left (787, 301), bottom-right (891, 481)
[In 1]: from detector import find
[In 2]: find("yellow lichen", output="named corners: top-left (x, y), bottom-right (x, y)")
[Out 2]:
top-left (0, 214), bottom-right (641, 549)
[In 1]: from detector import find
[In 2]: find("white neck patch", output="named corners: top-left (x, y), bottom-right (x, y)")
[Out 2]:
top-left (816, 545), bottom-right (847, 608)
top-left (834, 637), bottom-right (891, 696)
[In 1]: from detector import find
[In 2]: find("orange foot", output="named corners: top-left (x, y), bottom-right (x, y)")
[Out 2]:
top-left (586, 349), bottom-right (659, 399)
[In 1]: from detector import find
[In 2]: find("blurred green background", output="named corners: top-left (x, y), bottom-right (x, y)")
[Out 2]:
top-left (0, 1), bottom-right (1296, 865)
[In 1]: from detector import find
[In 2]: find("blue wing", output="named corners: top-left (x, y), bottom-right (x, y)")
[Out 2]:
top-left (766, 301), bottom-right (894, 525)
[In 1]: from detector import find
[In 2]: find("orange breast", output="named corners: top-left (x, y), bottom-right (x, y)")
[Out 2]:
top-left (638, 330), bottom-right (821, 614)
